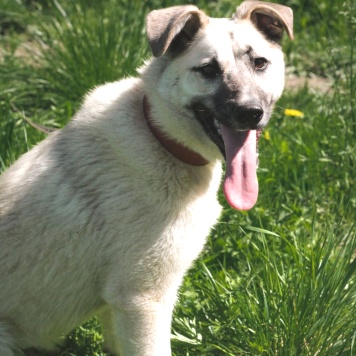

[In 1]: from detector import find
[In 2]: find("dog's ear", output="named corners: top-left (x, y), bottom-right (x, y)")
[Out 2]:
top-left (146, 6), bottom-right (209, 57)
top-left (234, 0), bottom-right (293, 42)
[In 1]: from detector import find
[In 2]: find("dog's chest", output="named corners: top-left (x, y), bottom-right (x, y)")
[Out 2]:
top-left (133, 181), bottom-right (222, 290)
top-left (153, 180), bottom-right (222, 266)
top-left (101, 160), bottom-right (223, 285)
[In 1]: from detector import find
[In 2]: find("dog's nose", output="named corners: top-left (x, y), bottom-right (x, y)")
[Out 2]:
top-left (237, 104), bottom-right (264, 129)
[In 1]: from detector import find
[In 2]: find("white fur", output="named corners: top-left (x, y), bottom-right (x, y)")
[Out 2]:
top-left (0, 76), bottom-right (222, 355)
top-left (0, 5), bottom-right (289, 355)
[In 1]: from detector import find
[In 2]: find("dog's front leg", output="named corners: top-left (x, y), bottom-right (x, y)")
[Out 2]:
top-left (100, 296), bottom-right (174, 356)
top-left (98, 307), bottom-right (122, 355)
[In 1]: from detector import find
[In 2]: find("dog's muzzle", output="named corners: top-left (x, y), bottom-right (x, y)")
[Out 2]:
top-left (192, 102), bottom-right (265, 158)
top-left (233, 104), bottom-right (264, 130)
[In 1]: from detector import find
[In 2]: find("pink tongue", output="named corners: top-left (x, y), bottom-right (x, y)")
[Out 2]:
top-left (221, 126), bottom-right (258, 210)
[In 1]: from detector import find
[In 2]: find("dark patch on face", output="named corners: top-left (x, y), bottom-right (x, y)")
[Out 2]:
top-left (212, 80), bottom-right (267, 131)
top-left (191, 58), bottom-right (222, 79)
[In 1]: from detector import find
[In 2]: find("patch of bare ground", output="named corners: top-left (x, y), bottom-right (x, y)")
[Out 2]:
top-left (285, 74), bottom-right (333, 94)
top-left (0, 38), bottom-right (43, 66)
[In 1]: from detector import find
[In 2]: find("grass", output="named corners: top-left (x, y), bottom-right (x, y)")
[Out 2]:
top-left (0, 0), bottom-right (355, 355)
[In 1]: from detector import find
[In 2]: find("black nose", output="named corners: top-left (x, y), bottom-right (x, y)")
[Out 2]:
top-left (237, 105), bottom-right (264, 129)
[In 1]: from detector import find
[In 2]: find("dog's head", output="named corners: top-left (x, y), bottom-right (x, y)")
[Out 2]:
top-left (145, 1), bottom-right (293, 210)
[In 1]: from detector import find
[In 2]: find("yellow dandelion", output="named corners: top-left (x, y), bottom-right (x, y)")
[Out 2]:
top-left (263, 130), bottom-right (271, 140)
top-left (284, 108), bottom-right (304, 118)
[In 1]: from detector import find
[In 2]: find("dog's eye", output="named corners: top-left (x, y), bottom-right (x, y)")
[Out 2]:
top-left (193, 62), bottom-right (221, 79)
top-left (200, 65), bottom-right (218, 77)
top-left (254, 57), bottom-right (268, 71)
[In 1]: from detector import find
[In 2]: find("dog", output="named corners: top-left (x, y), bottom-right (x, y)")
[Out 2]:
top-left (0, 1), bottom-right (293, 355)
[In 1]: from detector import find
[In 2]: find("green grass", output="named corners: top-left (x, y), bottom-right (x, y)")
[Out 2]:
top-left (0, 0), bottom-right (355, 355)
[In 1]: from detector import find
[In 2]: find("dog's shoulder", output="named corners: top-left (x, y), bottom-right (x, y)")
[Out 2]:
top-left (71, 77), bottom-right (145, 141)
top-left (84, 78), bottom-right (142, 108)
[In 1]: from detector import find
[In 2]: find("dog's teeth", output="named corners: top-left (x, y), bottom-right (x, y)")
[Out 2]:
top-left (213, 119), bottom-right (221, 134)
top-left (256, 129), bottom-right (262, 142)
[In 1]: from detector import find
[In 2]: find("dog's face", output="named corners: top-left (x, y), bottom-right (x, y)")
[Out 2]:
top-left (146, 2), bottom-right (293, 209)
top-left (157, 19), bottom-right (286, 154)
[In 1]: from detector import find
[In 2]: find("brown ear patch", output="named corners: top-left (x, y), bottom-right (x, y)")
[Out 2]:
top-left (168, 13), bottom-right (205, 57)
top-left (252, 12), bottom-right (285, 42)
top-left (146, 6), bottom-right (209, 58)
top-left (234, 0), bottom-right (294, 42)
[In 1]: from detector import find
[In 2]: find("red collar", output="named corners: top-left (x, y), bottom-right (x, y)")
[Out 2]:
top-left (143, 96), bottom-right (210, 166)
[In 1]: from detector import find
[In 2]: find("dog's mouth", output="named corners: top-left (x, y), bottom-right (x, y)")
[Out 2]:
top-left (193, 104), bottom-right (226, 158)
top-left (193, 103), bottom-right (262, 211)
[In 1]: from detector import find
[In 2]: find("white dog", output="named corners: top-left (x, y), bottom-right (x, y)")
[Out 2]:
top-left (0, 1), bottom-right (293, 355)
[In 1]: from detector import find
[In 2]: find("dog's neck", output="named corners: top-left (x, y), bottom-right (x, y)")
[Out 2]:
top-left (143, 96), bottom-right (210, 166)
